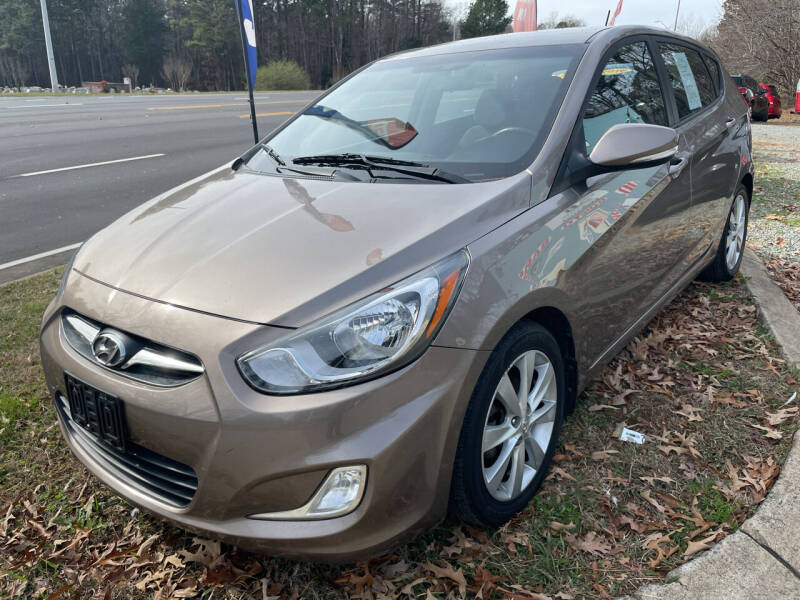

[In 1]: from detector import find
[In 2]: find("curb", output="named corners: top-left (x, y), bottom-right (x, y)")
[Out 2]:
top-left (618, 249), bottom-right (800, 599)
top-left (741, 249), bottom-right (800, 367)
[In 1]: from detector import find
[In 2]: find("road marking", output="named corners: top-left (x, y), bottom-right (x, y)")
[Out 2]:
top-left (0, 243), bottom-right (82, 272)
top-left (240, 111), bottom-right (293, 118)
top-left (149, 103), bottom-right (239, 110)
top-left (150, 100), bottom-right (307, 111)
top-left (1, 103), bottom-right (83, 108)
top-left (14, 153), bottom-right (165, 177)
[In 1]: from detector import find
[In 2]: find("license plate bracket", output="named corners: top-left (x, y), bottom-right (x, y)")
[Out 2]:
top-left (64, 373), bottom-right (128, 452)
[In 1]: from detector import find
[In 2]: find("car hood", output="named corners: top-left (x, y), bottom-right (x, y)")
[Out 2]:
top-left (75, 167), bottom-right (531, 326)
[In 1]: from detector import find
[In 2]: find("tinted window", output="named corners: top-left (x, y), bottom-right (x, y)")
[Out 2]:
top-left (248, 45), bottom-right (584, 182)
top-left (703, 55), bottom-right (721, 95)
top-left (583, 41), bottom-right (667, 154)
top-left (658, 42), bottom-right (716, 118)
top-left (768, 85), bottom-right (779, 98)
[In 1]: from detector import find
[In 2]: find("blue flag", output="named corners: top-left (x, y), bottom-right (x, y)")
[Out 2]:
top-left (235, 0), bottom-right (257, 89)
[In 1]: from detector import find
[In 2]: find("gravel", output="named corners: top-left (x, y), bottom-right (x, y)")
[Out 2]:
top-left (747, 123), bottom-right (800, 263)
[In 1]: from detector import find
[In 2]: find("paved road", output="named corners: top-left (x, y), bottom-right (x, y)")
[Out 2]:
top-left (0, 91), bottom-right (319, 284)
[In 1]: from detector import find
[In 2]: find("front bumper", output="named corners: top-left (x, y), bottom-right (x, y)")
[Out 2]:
top-left (40, 271), bottom-right (485, 561)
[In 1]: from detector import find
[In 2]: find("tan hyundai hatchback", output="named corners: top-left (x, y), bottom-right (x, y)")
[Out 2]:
top-left (41, 26), bottom-right (753, 561)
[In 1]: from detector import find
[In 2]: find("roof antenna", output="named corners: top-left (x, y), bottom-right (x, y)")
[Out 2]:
top-left (605, 9), bottom-right (610, 26)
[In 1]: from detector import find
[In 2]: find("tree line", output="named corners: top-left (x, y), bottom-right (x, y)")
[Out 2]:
top-left (710, 0), bottom-right (800, 98)
top-left (0, 0), bottom-right (457, 90)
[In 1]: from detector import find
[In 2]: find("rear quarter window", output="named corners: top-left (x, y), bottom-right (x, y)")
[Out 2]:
top-left (703, 56), bottom-right (721, 95)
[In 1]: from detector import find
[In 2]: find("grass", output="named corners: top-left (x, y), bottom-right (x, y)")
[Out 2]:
top-left (0, 269), bottom-right (796, 599)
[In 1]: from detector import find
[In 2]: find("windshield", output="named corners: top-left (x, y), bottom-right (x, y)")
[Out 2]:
top-left (246, 44), bottom-right (584, 182)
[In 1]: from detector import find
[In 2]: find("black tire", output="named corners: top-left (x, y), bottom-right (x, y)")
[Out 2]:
top-left (449, 321), bottom-right (565, 527)
top-left (698, 183), bottom-right (749, 282)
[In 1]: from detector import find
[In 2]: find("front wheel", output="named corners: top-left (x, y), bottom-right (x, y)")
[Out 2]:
top-left (698, 184), bottom-right (749, 282)
top-left (450, 322), bottom-right (565, 527)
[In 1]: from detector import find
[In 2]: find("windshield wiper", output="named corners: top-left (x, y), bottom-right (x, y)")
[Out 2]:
top-left (291, 154), bottom-right (467, 184)
top-left (259, 143), bottom-right (286, 166)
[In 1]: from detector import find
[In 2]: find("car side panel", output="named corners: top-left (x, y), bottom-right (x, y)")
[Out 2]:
top-left (438, 163), bottom-right (678, 373)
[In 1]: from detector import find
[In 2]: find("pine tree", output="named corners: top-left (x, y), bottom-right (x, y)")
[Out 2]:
top-left (459, 0), bottom-right (512, 39)
top-left (121, 0), bottom-right (166, 86)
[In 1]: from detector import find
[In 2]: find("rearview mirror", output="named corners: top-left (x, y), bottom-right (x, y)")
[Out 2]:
top-left (589, 123), bottom-right (678, 169)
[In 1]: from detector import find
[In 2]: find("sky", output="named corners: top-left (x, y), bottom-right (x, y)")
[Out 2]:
top-left (447, 0), bottom-right (724, 31)
top-left (536, 0), bottom-right (723, 29)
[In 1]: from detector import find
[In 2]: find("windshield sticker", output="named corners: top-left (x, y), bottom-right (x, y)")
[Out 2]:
top-left (552, 69), bottom-right (567, 79)
top-left (602, 63), bottom-right (634, 76)
top-left (672, 52), bottom-right (702, 110)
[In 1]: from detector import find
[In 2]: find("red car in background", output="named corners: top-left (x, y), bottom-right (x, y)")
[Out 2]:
top-left (795, 78), bottom-right (800, 113)
top-left (759, 83), bottom-right (782, 118)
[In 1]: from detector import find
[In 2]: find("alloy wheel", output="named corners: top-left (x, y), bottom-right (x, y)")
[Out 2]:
top-left (481, 350), bottom-right (557, 501)
top-left (725, 193), bottom-right (747, 271)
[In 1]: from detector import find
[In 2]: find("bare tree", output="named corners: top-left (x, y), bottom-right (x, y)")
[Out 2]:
top-left (674, 14), bottom-right (713, 40)
top-left (162, 55), bottom-right (193, 91)
top-left (121, 63), bottom-right (139, 88)
top-left (537, 11), bottom-right (586, 29)
top-left (713, 0), bottom-right (800, 97)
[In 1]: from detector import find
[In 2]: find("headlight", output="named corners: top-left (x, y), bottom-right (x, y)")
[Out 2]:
top-left (237, 250), bottom-right (469, 394)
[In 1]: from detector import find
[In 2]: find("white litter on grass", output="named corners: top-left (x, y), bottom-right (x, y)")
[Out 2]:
top-left (785, 392), bottom-right (797, 406)
top-left (619, 427), bottom-right (645, 444)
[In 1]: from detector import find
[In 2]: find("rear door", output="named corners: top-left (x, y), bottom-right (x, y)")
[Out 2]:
top-left (654, 41), bottom-right (740, 265)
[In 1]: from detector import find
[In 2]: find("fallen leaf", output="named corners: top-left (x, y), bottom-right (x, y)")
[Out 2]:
top-left (551, 467), bottom-right (576, 481)
top-left (424, 562), bottom-right (467, 597)
top-left (684, 533), bottom-right (717, 557)
top-left (765, 407), bottom-right (798, 426)
top-left (641, 490), bottom-right (667, 513)
top-left (591, 449), bottom-right (619, 461)
top-left (588, 404), bottom-right (620, 412)
top-left (747, 422), bottom-right (783, 439)
top-left (565, 532), bottom-right (614, 556)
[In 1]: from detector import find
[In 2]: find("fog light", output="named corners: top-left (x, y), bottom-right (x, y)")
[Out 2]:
top-left (249, 465), bottom-right (367, 520)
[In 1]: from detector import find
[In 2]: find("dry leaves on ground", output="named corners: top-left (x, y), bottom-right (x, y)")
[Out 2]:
top-left (1, 275), bottom-right (798, 599)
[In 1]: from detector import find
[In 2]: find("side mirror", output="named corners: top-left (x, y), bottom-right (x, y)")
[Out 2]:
top-left (589, 123), bottom-right (678, 169)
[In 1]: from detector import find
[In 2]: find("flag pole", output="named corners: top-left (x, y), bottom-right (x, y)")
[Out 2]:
top-left (235, 0), bottom-right (259, 144)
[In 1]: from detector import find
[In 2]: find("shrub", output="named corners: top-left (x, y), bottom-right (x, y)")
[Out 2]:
top-left (254, 61), bottom-right (311, 91)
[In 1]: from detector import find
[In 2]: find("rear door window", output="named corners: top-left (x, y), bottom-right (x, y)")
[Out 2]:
top-left (583, 41), bottom-right (667, 154)
top-left (658, 42), bottom-right (717, 119)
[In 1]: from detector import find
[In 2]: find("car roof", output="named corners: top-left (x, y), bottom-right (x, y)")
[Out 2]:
top-left (380, 25), bottom-right (710, 62)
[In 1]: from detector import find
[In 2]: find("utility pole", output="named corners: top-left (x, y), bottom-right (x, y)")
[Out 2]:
top-left (673, 0), bottom-right (681, 30)
top-left (40, 0), bottom-right (59, 91)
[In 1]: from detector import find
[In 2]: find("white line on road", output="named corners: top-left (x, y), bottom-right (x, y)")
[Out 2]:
top-left (1, 103), bottom-right (84, 108)
top-left (15, 153), bottom-right (166, 177)
top-left (0, 243), bottom-right (82, 272)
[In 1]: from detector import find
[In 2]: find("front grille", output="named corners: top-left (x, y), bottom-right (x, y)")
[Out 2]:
top-left (56, 393), bottom-right (198, 508)
top-left (61, 309), bottom-right (204, 388)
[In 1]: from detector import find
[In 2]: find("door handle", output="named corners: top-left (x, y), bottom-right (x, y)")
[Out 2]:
top-left (669, 157), bottom-right (688, 178)
top-left (726, 117), bottom-right (736, 128)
